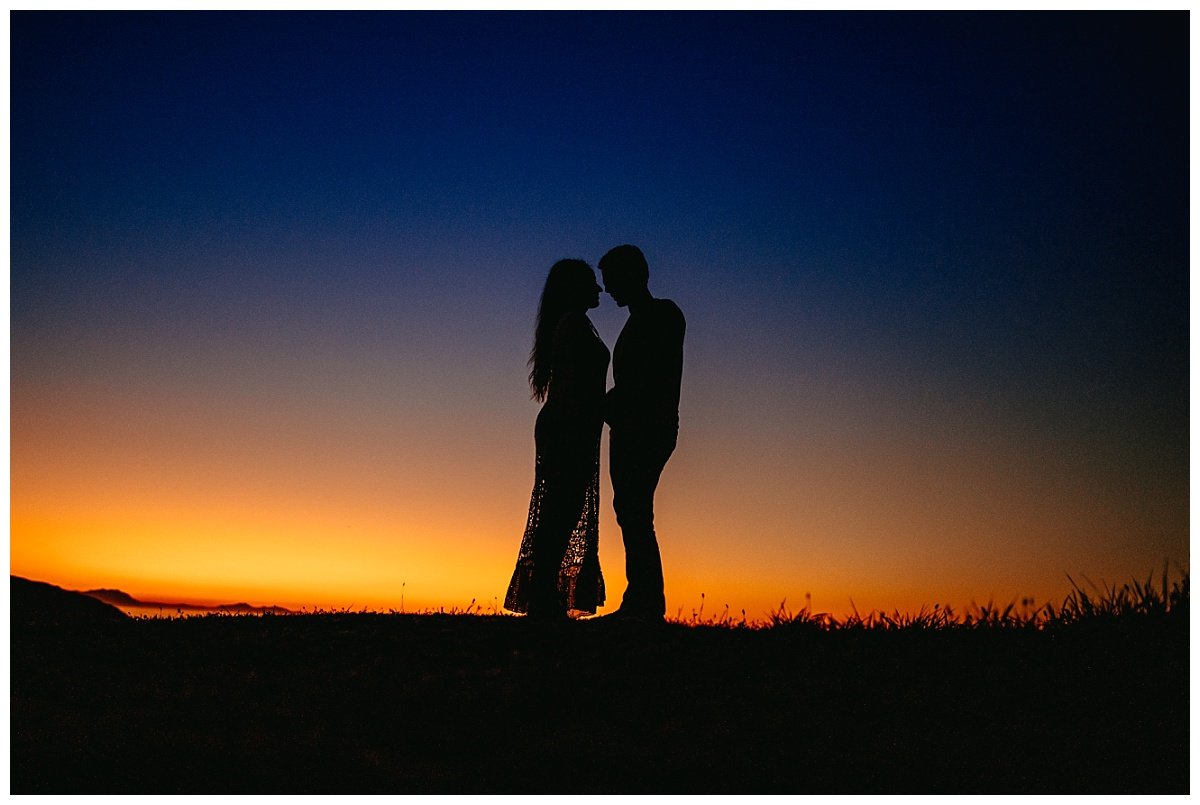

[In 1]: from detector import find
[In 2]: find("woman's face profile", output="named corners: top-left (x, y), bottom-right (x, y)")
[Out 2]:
top-left (567, 268), bottom-right (600, 311)
top-left (586, 274), bottom-right (601, 309)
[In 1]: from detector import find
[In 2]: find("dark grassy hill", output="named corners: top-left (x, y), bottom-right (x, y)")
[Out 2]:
top-left (11, 577), bottom-right (1188, 793)
top-left (11, 576), bottom-right (128, 630)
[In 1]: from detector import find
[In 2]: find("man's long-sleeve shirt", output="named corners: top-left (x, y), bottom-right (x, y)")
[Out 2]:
top-left (606, 297), bottom-right (685, 433)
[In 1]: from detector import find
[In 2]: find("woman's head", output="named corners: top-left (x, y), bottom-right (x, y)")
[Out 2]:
top-left (541, 258), bottom-right (601, 313)
top-left (529, 259), bottom-right (601, 401)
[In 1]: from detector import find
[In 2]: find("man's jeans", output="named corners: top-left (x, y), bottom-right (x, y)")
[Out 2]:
top-left (610, 426), bottom-right (677, 616)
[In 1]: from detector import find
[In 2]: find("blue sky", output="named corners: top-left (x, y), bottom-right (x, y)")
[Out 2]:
top-left (10, 11), bottom-right (1188, 612)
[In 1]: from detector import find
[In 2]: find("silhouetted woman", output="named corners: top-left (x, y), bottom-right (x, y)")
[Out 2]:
top-left (505, 259), bottom-right (609, 619)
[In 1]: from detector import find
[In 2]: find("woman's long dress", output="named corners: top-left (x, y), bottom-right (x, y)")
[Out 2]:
top-left (505, 314), bottom-right (610, 616)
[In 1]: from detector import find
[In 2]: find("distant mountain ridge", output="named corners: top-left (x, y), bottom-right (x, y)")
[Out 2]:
top-left (82, 587), bottom-right (293, 614)
top-left (83, 588), bottom-right (139, 605)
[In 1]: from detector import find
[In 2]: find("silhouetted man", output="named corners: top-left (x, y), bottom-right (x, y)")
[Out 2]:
top-left (599, 245), bottom-right (684, 620)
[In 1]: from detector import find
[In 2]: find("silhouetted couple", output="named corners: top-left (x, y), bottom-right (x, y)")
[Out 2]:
top-left (505, 245), bottom-right (685, 622)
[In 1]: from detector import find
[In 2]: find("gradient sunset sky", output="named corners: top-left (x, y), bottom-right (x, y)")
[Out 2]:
top-left (10, 11), bottom-right (1188, 617)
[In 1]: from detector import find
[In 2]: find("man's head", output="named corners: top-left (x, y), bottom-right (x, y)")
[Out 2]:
top-left (599, 244), bottom-right (650, 308)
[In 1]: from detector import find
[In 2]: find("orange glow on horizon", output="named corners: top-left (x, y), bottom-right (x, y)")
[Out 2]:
top-left (11, 327), bottom-right (1187, 622)
top-left (13, 493), bottom-right (1179, 622)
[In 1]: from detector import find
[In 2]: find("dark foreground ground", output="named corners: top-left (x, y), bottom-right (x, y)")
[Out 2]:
top-left (11, 578), bottom-right (1188, 793)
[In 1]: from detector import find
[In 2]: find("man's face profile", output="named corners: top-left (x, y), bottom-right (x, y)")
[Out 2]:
top-left (601, 267), bottom-right (636, 307)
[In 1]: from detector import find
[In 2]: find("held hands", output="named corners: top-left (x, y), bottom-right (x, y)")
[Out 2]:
top-left (603, 387), bottom-right (622, 429)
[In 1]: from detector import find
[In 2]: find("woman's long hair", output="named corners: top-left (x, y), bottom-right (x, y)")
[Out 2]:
top-left (529, 259), bottom-right (593, 402)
